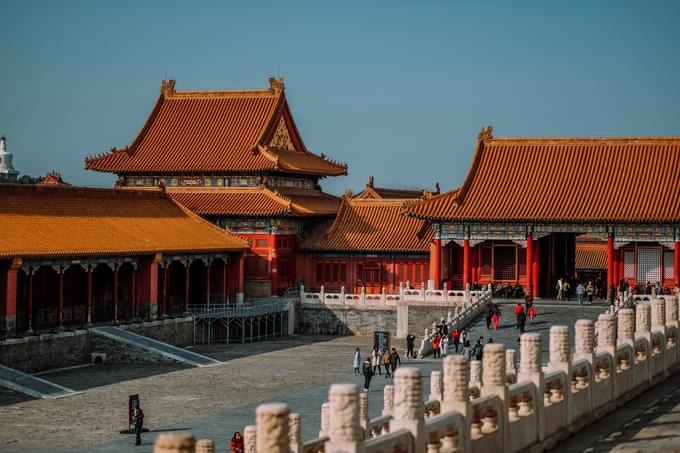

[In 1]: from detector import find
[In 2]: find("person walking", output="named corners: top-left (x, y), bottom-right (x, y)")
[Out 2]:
top-left (389, 348), bottom-right (401, 376)
top-left (230, 432), bottom-right (244, 453)
top-left (132, 404), bottom-right (144, 446)
top-left (440, 318), bottom-right (449, 336)
top-left (557, 277), bottom-right (564, 300)
top-left (528, 305), bottom-right (536, 324)
top-left (353, 348), bottom-right (361, 375)
top-left (472, 338), bottom-right (483, 361)
top-left (576, 282), bottom-right (585, 306)
top-left (518, 308), bottom-right (527, 333)
top-left (362, 357), bottom-right (374, 392)
top-left (514, 303), bottom-right (523, 329)
top-left (491, 308), bottom-right (500, 330)
top-left (463, 337), bottom-right (472, 360)
top-left (371, 347), bottom-right (382, 375)
top-left (383, 349), bottom-right (392, 378)
top-left (586, 281), bottom-right (595, 303)
top-left (441, 334), bottom-right (449, 358)
top-left (451, 328), bottom-right (461, 353)
top-left (406, 333), bottom-right (416, 358)
top-left (484, 303), bottom-right (492, 329)
top-left (432, 333), bottom-right (442, 359)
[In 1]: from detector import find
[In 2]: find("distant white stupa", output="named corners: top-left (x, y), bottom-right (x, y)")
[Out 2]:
top-left (0, 135), bottom-right (19, 183)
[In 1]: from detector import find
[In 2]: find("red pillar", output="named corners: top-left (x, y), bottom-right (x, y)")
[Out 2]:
top-left (136, 254), bottom-right (160, 321)
top-left (222, 259), bottom-right (228, 304)
top-left (113, 264), bottom-right (119, 324)
top-left (162, 264), bottom-right (168, 318)
top-left (86, 265), bottom-right (93, 326)
top-left (431, 238), bottom-right (442, 289)
top-left (238, 253), bottom-right (245, 298)
top-left (471, 246), bottom-right (477, 284)
top-left (675, 241), bottom-right (680, 286)
top-left (184, 260), bottom-right (190, 314)
top-left (57, 265), bottom-right (64, 331)
top-left (532, 240), bottom-right (540, 298)
top-left (612, 248), bottom-right (619, 289)
top-left (131, 267), bottom-right (137, 320)
top-left (26, 266), bottom-right (34, 334)
top-left (206, 260), bottom-right (212, 305)
top-left (526, 233), bottom-right (533, 295)
top-left (463, 239), bottom-right (471, 289)
top-left (606, 233), bottom-right (614, 298)
top-left (269, 235), bottom-right (278, 296)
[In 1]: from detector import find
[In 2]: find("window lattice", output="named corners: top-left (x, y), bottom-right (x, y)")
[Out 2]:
top-left (637, 247), bottom-right (661, 284)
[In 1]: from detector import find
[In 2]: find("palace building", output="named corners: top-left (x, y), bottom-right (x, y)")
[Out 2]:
top-left (0, 184), bottom-right (248, 337)
top-left (406, 126), bottom-right (680, 296)
top-left (298, 177), bottom-right (437, 293)
top-left (85, 78), bottom-right (346, 298)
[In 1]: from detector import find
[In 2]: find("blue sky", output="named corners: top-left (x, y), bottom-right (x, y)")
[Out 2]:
top-left (1, 0), bottom-right (679, 195)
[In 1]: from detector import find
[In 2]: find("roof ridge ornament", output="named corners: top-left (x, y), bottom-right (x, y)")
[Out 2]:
top-left (268, 77), bottom-right (284, 94)
top-left (367, 175), bottom-right (374, 188)
top-left (160, 79), bottom-right (176, 96)
top-left (477, 125), bottom-right (493, 142)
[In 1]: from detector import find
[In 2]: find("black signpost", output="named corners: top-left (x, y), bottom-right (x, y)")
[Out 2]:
top-left (374, 331), bottom-right (390, 352)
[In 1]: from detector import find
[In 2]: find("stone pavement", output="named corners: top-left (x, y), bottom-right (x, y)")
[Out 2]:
top-left (0, 301), bottom-right (624, 453)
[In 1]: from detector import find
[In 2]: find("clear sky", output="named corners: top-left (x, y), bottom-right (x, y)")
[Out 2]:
top-left (1, 0), bottom-right (679, 195)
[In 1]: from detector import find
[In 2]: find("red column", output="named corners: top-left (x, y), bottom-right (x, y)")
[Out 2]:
top-left (269, 235), bottom-right (278, 296)
top-left (206, 260), bottom-right (212, 305)
top-left (612, 248), bottom-right (619, 289)
top-left (162, 264), bottom-right (168, 318)
top-left (238, 253), bottom-right (245, 296)
top-left (431, 238), bottom-right (442, 289)
top-left (222, 259), bottom-right (228, 304)
top-left (463, 239), bottom-right (470, 289)
top-left (57, 265), bottom-right (64, 331)
top-left (675, 241), bottom-right (680, 285)
top-left (27, 266), bottom-right (34, 334)
top-left (532, 240), bottom-right (540, 297)
top-left (113, 264), bottom-right (119, 324)
top-left (184, 260), bottom-right (191, 314)
top-left (526, 233), bottom-right (533, 295)
top-left (471, 246), bottom-right (477, 284)
top-left (606, 233), bottom-right (614, 298)
top-left (131, 267), bottom-right (137, 320)
top-left (86, 265), bottom-right (92, 326)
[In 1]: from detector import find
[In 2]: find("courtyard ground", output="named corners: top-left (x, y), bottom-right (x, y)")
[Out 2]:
top-left (7, 301), bottom-right (671, 452)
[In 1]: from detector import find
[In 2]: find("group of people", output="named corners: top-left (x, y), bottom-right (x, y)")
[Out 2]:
top-left (353, 346), bottom-right (402, 391)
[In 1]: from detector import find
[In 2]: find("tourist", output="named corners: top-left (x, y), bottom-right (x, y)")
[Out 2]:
top-left (432, 333), bottom-right (442, 359)
top-left (487, 281), bottom-right (493, 293)
top-left (362, 357), bottom-right (374, 392)
top-left (491, 308), bottom-right (500, 330)
top-left (132, 403), bottom-right (144, 446)
top-left (441, 334), bottom-right (449, 358)
top-left (371, 347), bottom-right (382, 375)
top-left (472, 337), bottom-right (483, 361)
top-left (353, 348), bottom-right (361, 375)
top-left (528, 305), bottom-right (536, 324)
top-left (451, 328), bottom-right (461, 353)
top-left (556, 277), bottom-right (564, 300)
top-left (463, 336), bottom-right (472, 360)
top-left (656, 281), bottom-right (663, 297)
top-left (487, 337), bottom-right (494, 344)
top-left (514, 303), bottom-right (523, 328)
top-left (406, 332), bottom-right (416, 358)
top-left (440, 318), bottom-right (449, 336)
top-left (562, 280), bottom-right (571, 301)
top-left (484, 303), bottom-right (493, 329)
top-left (383, 349), bottom-right (392, 378)
top-left (518, 308), bottom-right (527, 333)
top-left (524, 294), bottom-right (533, 312)
top-left (389, 348), bottom-right (402, 376)
top-left (586, 281), bottom-right (595, 303)
top-left (230, 432), bottom-right (244, 453)
top-left (576, 282), bottom-right (585, 306)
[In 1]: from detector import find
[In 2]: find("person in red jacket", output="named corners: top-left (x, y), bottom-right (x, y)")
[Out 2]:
top-left (514, 303), bottom-right (523, 329)
top-left (432, 334), bottom-right (442, 358)
top-left (528, 305), bottom-right (537, 324)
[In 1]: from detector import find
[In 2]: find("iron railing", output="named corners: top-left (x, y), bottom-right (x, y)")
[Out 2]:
top-left (188, 300), bottom-right (288, 319)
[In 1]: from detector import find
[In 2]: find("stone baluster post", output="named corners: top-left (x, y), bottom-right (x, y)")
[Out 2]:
top-left (574, 319), bottom-right (595, 364)
top-left (518, 332), bottom-right (545, 441)
top-left (469, 360), bottom-right (482, 388)
top-left (256, 403), bottom-right (289, 453)
top-left (447, 311), bottom-right (452, 323)
top-left (382, 384), bottom-right (394, 416)
top-left (381, 286), bottom-right (387, 305)
top-left (154, 433), bottom-right (196, 453)
top-left (340, 286), bottom-right (346, 304)
top-left (300, 284), bottom-right (305, 301)
top-left (506, 349), bottom-right (517, 383)
top-left (325, 384), bottom-right (363, 453)
top-left (390, 368), bottom-right (425, 453)
top-left (359, 392), bottom-right (369, 431)
top-left (636, 303), bottom-right (652, 342)
top-left (360, 286), bottom-right (366, 305)
top-left (244, 425), bottom-right (257, 453)
top-left (320, 285), bottom-right (325, 303)
top-left (288, 413), bottom-right (301, 453)
top-left (617, 309), bottom-right (635, 346)
top-left (399, 281), bottom-right (405, 298)
top-left (319, 402), bottom-right (330, 437)
top-left (548, 325), bottom-right (572, 423)
top-left (666, 296), bottom-right (679, 328)
top-left (442, 355), bottom-right (471, 453)
top-left (429, 370), bottom-right (443, 401)
top-left (651, 298), bottom-right (666, 334)
top-left (464, 283), bottom-right (470, 303)
top-left (196, 439), bottom-right (215, 453)
top-left (481, 343), bottom-right (509, 448)
top-left (595, 313), bottom-right (617, 358)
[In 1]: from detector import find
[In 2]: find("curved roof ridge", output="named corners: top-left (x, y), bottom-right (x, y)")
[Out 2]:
top-left (489, 135), bottom-right (680, 144)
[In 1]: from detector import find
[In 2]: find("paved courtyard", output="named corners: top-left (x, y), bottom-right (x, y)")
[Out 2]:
top-left (5, 300), bottom-right (675, 452)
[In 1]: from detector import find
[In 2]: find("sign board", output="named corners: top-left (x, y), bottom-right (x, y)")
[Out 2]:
top-left (373, 331), bottom-right (390, 353)
top-left (128, 394), bottom-right (140, 429)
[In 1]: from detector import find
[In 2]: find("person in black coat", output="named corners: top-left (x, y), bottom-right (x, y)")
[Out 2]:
top-left (406, 333), bottom-right (416, 358)
top-left (362, 358), bottom-right (374, 391)
top-left (132, 405), bottom-right (144, 446)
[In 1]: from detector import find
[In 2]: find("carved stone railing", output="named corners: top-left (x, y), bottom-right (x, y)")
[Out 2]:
top-left (153, 295), bottom-right (680, 453)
